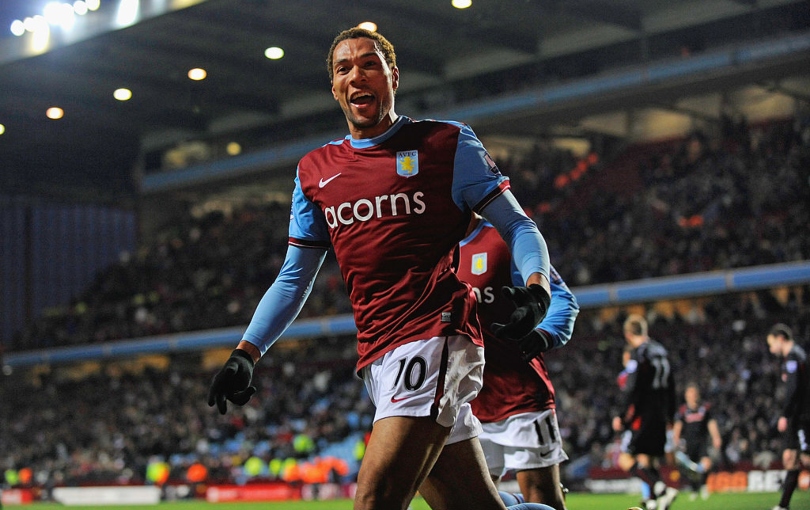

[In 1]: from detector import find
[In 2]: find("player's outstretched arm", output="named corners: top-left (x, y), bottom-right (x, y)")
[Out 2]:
top-left (480, 191), bottom-right (551, 341)
top-left (241, 245), bottom-right (327, 355)
top-left (480, 191), bottom-right (550, 289)
top-left (207, 244), bottom-right (326, 414)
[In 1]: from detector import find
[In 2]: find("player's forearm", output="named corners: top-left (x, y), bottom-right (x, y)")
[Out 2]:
top-left (671, 422), bottom-right (682, 445)
top-left (783, 377), bottom-right (799, 417)
top-left (509, 231), bottom-right (550, 292)
top-left (242, 245), bottom-right (326, 356)
top-left (622, 372), bottom-right (639, 401)
top-left (480, 191), bottom-right (550, 286)
top-left (535, 277), bottom-right (580, 348)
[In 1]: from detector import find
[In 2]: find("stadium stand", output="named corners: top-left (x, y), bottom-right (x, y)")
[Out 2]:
top-left (1, 3), bottom-right (809, 502)
top-left (2, 289), bottom-right (807, 495)
top-left (1, 112), bottom-right (808, 498)
top-left (9, 114), bottom-right (808, 351)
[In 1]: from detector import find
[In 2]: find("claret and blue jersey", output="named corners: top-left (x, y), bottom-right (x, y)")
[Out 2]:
top-left (458, 219), bottom-right (579, 422)
top-left (291, 117), bottom-right (510, 369)
top-left (242, 116), bottom-right (550, 373)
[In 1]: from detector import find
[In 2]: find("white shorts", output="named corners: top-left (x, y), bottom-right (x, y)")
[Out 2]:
top-left (361, 335), bottom-right (484, 444)
top-left (479, 409), bottom-right (569, 478)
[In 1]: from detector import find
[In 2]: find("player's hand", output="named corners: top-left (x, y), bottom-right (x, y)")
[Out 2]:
top-left (491, 284), bottom-right (551, 341)
top-left (515, 329), bottom-right (554, 361)
top-left (207, 349), bottom-right (257, 415)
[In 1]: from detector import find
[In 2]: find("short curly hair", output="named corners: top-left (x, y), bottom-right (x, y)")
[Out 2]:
top-left (326, 27), bottom-right (397, 82)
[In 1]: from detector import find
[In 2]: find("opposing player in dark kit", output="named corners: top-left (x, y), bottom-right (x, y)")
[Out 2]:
top-left (671, 382), bottom-right (722, 500)
top-left (612, 314), bottom-right (678, 510)
top-left (767, 323), bottom-right (810, 510)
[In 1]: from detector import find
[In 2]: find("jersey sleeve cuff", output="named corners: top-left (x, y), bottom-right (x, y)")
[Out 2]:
top-left (289, 237), bottom-right (330, 249)
top-left (472, 180), bottom-right (510, 214)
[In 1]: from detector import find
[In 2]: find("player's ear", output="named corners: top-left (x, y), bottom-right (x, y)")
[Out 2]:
top-left (331, 82), bottom-right (338, 101)
top-left (391, 66), bottom-right (399, 92)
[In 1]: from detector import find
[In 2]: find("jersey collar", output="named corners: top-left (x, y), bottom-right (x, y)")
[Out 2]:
top-left (347, 116), bottom-right (410, 149)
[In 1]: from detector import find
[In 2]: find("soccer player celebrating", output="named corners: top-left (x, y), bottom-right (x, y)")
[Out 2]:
top-left (208, 27), bottom-right (555, 510)
top-left (671, 382), bottom-right (722, 500)
top-left (612, 314), bottom-right (679, 510)
top-left (766, 323), bottom-right (810, 510)
top-left (457, 214), bottom-right (579, 510)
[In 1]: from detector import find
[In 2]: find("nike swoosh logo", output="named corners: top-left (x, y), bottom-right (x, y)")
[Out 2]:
top-left (538, 449), bottom-right (554, 460)
top-left (318, 173), bottom-right (342, 188)
top-left (390, 396), bottom-right (410, 403)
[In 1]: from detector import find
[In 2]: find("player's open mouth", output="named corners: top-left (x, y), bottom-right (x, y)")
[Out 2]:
top-left (350, 93), bottom-right (374, 107)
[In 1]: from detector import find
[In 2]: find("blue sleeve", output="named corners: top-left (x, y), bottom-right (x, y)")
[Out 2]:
top-left (289, 171), bottom-right (330, 245)
top-left (480, 190), bottom-right (550, 283)
top-left (242, 244), bottom-right (327, 355)
top-left (448, 121), bottom-right (509, 212)
top-left (536, 266), bottom-right (579, 349)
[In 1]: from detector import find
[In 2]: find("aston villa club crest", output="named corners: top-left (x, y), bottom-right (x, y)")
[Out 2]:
top-left (396, 150), bottom-right (419, 177)
top-left (471, 252), bottom-right (487, 275)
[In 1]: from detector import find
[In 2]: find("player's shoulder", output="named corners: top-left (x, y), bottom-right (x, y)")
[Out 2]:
top-left (636, 340), bottom-right (651, 358)
top-left (785, 345), bottom-right (807, 375)
top-left (646, 338), bottom-right (669, 357)
top-left (410, 116), bottom-right (465, 128)
top-left (790, 344), bottom-right (807, 363)
top-left (407, 117), bottom-right (475, 137)
top-left (299, 136), bottom-right (350, 162)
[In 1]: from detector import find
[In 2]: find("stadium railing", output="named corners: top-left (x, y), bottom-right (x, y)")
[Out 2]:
top-left (4, 260), bottom-right (809, 368)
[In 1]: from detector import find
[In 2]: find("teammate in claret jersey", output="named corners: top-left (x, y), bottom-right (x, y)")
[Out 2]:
top-left (458, 215), bottom-right (579, 510)
top-left (208, 27), bottom-right (556, 510)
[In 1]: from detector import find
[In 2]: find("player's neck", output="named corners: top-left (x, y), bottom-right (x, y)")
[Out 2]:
top-left (349, 110), bottom-right (399, 140)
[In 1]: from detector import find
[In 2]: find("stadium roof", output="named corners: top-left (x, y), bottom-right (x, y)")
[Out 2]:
top-left (0, 0), bottom-right (808, 196)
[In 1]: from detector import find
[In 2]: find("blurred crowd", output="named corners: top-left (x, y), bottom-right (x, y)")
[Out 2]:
top-left (519, 117), bottom-right (809, 286)
top-left (2, 114), bottom-right (810, 492)
top-left (2, 291), bottom-right (808, 493)
top-left (10, 115), bottom-right (809, 351)
top-left (1, 336), bottom-right (374, 491)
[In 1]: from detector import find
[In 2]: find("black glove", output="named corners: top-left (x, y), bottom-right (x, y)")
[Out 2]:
top-left (207, 349), bottom-right (257, 415)
top-left (491, 284), bottom-right (551, 341)
top-left (516, 329), bottom-right (554, 361)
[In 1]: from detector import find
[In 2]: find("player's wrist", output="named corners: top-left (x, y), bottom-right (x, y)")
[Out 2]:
top-left (517, 329), bottom-right (553, 359)
top-left (231, 348), bottom-right (256, 369)
top-left (527, 283), bottom-right (551, 312)
top-left (236, 341), bottom-right (261, 364)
